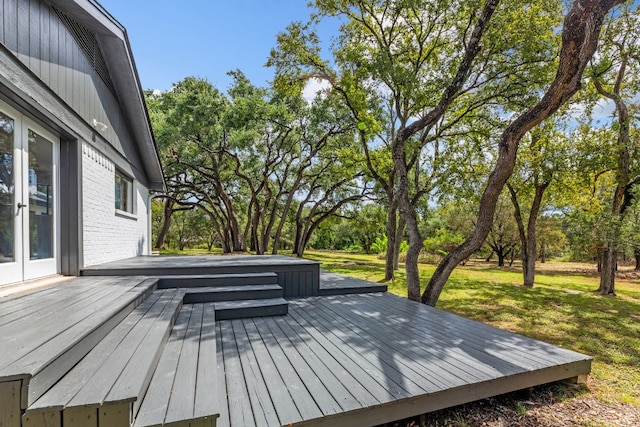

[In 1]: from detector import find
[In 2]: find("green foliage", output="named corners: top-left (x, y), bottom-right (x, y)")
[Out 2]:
top-left (370, 235), bottom-right (387, 254)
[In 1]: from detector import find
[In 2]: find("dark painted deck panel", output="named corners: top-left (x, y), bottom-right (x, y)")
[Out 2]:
top-left (82, 256), bottom-right (320, 298)
top-left (215, 293), bottom-right (591, 427)
top-left (1, 262), bottom-right (592, 427)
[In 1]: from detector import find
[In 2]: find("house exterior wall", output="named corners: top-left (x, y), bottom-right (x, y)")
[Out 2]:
top-left (0, 0), bottom-right (158, 273)
top-left (0, 0), bottom-right (145, 176)
top-left (82, 142), bottom-right (151, 267)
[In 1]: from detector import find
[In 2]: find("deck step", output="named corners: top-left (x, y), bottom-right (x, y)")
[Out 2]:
top-left (0, 276), bottom-right (158, 409)
top-left (214, 298), bottom-right (289, 320)
top-left (134, 304), bottom-right (219, 427)
top-left (24, 288), bottom-right (185, 426)
top-left (156, 272), bottom-right (278, 288)
top-left (183, 284), bottom-right (283, 304)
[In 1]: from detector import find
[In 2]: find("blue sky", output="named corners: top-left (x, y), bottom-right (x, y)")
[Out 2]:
top-left (98, 0), bottom-right (339, 92)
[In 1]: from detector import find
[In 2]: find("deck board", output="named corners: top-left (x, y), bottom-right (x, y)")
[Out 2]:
top-left (27, 291), bottom-right (166, 412)
top-left (133, 306), bottom-right (192, 427)
top-left (256, 316), bottom-right (342, 417)
top-left (310, 296), bottom-right (520, 382)
top-left (242, 319), bottom-right (302, 425)
top-left (163, 303), bottom-right (202, 424)
top-left (194, 304), bottom-right (218, 421)
top-left (216, 292), bottom-right (591, 427)
top-left (0, 276), bottom-right (157, 409)
top-left (230, 319), bottom-right (280, 426)
top-left (249, 317), bottom-right (324, 422)
top-left (370, 293), bottom-right (578, 367)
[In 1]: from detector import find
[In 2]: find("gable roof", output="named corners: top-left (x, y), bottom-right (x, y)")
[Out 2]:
top-left (49, 0), bottom-right (165, 191)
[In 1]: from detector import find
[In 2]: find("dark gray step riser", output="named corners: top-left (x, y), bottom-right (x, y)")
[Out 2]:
top-left (184, 288), bottom-right (283, 304)
top-left (215, 304), bottom-right (288, 320)
top-left (157, 275), bottom-right (278, 288)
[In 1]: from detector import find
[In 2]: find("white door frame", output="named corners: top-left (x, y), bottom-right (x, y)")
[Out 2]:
top-left (0, 100), bottom-right (60, 285)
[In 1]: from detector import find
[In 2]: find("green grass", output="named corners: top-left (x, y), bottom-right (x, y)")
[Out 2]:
top-left (303, 250), bottom-right (640, 406)
top-left (156, 247), bottom-right (222, 256)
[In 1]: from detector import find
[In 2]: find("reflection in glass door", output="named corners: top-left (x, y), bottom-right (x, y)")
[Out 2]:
top-left (23, 124), bottom-right (57, 281)
top-left (0, 101), bottom-right (58, 286)
top-left (0, 109), bottom-right (21, 285)
top-left (28, 130), bottom-right (54, 260)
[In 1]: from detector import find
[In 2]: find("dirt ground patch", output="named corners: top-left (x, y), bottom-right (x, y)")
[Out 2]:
top-left (380, 383), bottom-right (640, 427)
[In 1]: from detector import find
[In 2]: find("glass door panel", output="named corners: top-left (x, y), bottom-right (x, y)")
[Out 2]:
top-left (0, 111), bottom-right (15, 263)
top-left (23, 122), bottom-right (57, 280)
top-left (28, 129), bottom-right (54, 260)
top-left (0, 106), bottom-right (23, 286)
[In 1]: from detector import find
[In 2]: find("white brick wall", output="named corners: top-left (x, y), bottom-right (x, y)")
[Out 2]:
top-left (81, 142), bottom-right (151, 267)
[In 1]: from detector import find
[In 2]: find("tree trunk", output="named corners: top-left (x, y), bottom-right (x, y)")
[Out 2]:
top-left (154, 198), bottom-right (174, 250)
top-left (634, 248), bottom-right (640, 271)
top-left (392, 135), bottom-right (422, 301)
top-left (394, 215), bottom-right (405, 271)
top-left (384, 205), bottom-right (397, 281)
top-left (593, 49), bottom-right (631, 298)
top-left (497, 250), bottom-right (506, 267)
top-left (422, 0), bottom-right (620, 306)
top-left (599, 247), bottom-right (617, 295)
top-left (507, 183), bottom-right (530, 284)
top-left (540, 240), bottom-right (547, 263)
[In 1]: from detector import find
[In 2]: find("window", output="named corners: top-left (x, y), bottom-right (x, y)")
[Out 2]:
top-left (115, 169), bottom-right (133, 213)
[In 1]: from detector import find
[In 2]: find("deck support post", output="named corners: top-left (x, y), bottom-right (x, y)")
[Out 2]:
top-left (99, 403), bottom-right (130, 427)
top-left (0, 381), bottom-right (22, 427)
top-left (22, 411), bottom-right (61, 427)
top-left (566, 374), bottom-right (589, 384)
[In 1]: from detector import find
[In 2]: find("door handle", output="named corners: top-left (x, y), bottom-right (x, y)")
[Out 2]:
top-left (17, 202), bottom-right (27, 210)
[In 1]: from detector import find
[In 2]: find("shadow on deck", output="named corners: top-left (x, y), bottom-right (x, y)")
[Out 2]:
top-left (0, 255), bottom-right (591, 427)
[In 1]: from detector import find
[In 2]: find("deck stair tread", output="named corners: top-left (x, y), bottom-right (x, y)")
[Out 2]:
top-left (156, 272), bottom-right (278, 289)
top-left (134, 303), bottom-right (219, 427)
top-left (213, 297), bottom-right (289, 320)
top-left (0, 276), bottom-right (158, 407)
top-left (26, 288), bottom-right (184, 415)
top-left (183, 284), bottom-right (283, 304)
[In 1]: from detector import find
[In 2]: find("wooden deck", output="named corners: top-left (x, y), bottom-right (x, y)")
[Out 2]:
top-left (215, 293), bottom-right (591, 427)
top-left (0, 263), bottom-right (592, 427)
top-left (0, 276), bottom-right (157, 410)
top-left (318, 270), bottom-right (387, 295)
top-left (82, 255), bottom-right (320, 298)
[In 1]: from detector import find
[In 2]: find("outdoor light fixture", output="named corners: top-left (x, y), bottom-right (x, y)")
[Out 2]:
top-left (92, 119), bottom-right (109, 132)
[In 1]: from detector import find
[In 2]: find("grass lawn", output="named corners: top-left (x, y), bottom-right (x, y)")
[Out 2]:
top-left (302, 250), bottom-right (640, 407)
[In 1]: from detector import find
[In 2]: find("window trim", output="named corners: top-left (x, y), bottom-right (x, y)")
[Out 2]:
top-left (114, 168), bottom-right (135, 216)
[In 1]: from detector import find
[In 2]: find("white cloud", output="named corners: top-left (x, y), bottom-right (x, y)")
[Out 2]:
top-left (302, 78), bottom-right (331, 103)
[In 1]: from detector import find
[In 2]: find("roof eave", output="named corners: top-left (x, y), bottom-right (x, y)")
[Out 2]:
top-left (48, 0), bottom-right (166, 192)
